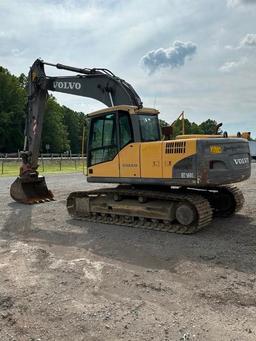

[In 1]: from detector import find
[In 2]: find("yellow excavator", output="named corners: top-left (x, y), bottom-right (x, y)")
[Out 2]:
top-left (10, 59), bottom-right (251, 234)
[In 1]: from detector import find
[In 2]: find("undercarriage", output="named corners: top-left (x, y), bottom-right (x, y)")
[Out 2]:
top-left (66, 185), bottom-right (244, 234)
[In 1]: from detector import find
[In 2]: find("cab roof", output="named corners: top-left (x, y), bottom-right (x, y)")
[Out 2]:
top-left (87, 105), bottom-right (159, 118)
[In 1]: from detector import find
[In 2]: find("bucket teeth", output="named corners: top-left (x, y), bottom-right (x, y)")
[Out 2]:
top-left (10, 176), bottom-right (54, 204)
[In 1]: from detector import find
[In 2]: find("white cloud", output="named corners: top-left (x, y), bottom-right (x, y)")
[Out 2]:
top-left (11, 48), bottom-right (25, 57)
top-left (141, 41), bottom-right (197, 74)
top-left (224, 33), bottom-right (256, 49)
top-left (0, 0), bottom-right (255, 134)
top-left (219, 58), bottom-right (247, 72)
top-left (240, 33), bottom-right (256, 46)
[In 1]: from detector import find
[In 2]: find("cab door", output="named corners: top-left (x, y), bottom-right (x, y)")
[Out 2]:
top-left (118, 111), bottom-right (140, 178)
top-left (87, 112), bottom-right (119, 177)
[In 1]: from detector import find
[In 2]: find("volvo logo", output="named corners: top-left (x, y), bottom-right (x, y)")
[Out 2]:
top-left (233, 157), bottom-right (249, 165)
top-left (53, 81), bottom-right (81, 90)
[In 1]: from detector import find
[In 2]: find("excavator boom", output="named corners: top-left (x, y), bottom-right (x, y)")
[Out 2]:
top-left (10, 59), bottom-right (142, 204)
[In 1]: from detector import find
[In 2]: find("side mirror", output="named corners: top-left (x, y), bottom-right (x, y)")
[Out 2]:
top-left (161, 126), bottom-right (173, 140)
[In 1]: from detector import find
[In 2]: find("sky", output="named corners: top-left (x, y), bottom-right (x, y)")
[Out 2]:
top-left (0, 0), bottom-right (256, 134)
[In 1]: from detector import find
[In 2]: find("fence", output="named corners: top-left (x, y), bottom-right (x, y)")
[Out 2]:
top-left (0, 155), bottom-right (87, 176)
top-left (0, 152), bottom-right (84, 159)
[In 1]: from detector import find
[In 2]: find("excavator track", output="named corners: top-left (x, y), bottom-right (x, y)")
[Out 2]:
top-left (67, 187), bottom-right (213, 234)
top-left (197, 185), bottom-right (244, 217)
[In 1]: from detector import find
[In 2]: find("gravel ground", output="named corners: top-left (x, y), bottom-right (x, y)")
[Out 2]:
top-left (0, 165), bottom-right (256, 341)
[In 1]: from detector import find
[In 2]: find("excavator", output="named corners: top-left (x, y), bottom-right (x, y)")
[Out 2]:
top-left (10, 59), bottom-right (251, 234)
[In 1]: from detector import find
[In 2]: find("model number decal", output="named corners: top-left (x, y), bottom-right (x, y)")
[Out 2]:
top-left (122, 163), bottom-right (138, 167)
top-left (181, 172), bottom-right (194, 178)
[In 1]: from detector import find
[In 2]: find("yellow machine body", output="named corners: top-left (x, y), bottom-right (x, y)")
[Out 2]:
top-left (88, 139), bottom-right (197, 179)
top-left (86, 105), bottom-right (250, 187)
top-left (67, 105), bottom-right (250, 233)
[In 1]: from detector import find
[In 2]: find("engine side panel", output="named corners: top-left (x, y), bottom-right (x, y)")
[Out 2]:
top-left (196, 138), bottom-right (251, 185)
top-left (162, 139), bottom-right (197, 178)
top-left (87, 138), bottom-right (251, 187)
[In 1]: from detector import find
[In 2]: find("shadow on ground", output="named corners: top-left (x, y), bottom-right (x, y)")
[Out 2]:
top-left (2, 201), bottom-right (256, 274)
top-left (2, 202), bottom-right (33, 236)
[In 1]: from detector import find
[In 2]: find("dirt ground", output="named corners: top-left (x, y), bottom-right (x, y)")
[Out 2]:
top-left (0, 165), bottom-right (256, 341)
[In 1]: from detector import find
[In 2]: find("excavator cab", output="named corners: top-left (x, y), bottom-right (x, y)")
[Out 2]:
top-left (87, 105), bottom-right (160, 169)
top-left (86, 105), bottom-right (162, 181)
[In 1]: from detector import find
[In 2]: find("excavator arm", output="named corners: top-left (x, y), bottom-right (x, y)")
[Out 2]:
top-left (10, 58), bottom-right (142, 204)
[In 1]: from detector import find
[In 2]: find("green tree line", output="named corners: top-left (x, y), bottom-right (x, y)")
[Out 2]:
top-left (0, 66), bottom-right (86, 154)
top-left (1, 65), bottom-right (223, 154)
top-left (159, 117), bottom-right (220, 137)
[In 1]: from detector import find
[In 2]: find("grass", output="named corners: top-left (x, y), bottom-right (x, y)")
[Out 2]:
top-left (0, 160), bottom-right (86, 176)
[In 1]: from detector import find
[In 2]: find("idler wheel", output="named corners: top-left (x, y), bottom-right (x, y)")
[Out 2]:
top-left (175, 202), bottom-right (197, 226)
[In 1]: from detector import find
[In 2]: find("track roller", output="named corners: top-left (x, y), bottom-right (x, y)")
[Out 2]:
top-left (67, 186), bottom-right (213, 234)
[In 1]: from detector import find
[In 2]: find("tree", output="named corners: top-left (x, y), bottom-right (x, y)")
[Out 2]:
top-left (62, 106), bottom-right (86, 154)
top-left (199, 119), bottom-right (219, 135)
top-left (0, 65), bottom-right (89, 154)
top-left (18, 73), bottom-right (27, 89)
top-left (171, 118), bottom-right (199, 136)
top-left (0, 67), bottom-right (26, 152)
top-left (41, 96), bottom-right (70, 153)
top-left (159, 119), bottom-right (169, 128)
top-left (160, 116), bottom-right (221, 138)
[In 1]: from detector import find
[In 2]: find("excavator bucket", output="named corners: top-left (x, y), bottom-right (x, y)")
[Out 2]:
top-left (10, 176), bottom-right (54, 204)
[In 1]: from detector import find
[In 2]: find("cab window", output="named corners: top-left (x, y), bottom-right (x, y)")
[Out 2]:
top-left (139, 114), bottom-right (160, 142)
top-left (89, 113), bottom-right (117, 166)
top-left (119, 111), bottom-right (133, 148)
